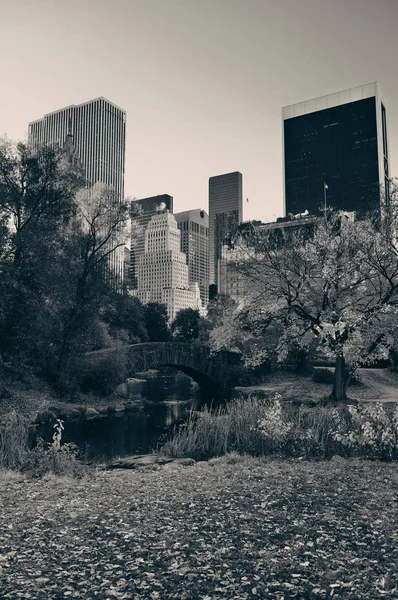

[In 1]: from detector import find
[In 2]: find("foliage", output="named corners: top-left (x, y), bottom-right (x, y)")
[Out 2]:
top-left (0, 138), bottom-right (133, 394)
top-left (144, 302), bottom-right (171, 342)
top-left (0, 413), bottom-right (87, 477)
top-left (160, 395), bottom-right (398, 461)
top-left (210, 208), bottom-right (398, 400)
top-left (101, 293), bottom-right (148, 344)
top-left (0, 139), bottom-right (83, 365)
top-left (77, 350), bottom-right (129, 396)
top-left (171, 308), bottom-right (201, 341)
top-left (19, 437), bottom-right (87, 479)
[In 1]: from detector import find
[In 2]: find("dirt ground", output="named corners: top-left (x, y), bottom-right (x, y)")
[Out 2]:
top-left (236, 368), bottom-right (398, 404)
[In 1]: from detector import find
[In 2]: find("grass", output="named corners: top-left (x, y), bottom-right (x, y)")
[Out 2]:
top-left (0, 456), bottom-right (397, 599)
top-left (160, 395), bottom-right (398, 461)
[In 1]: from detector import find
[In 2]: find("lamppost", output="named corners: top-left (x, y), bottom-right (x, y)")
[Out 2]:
top-left (323, 182), bottom-right (329, 217)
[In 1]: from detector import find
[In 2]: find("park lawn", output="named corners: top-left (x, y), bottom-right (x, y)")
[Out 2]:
top-left (0, 456), bottom-right (397, 599)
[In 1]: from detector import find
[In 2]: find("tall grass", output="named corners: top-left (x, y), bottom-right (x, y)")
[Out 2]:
top-left (0, 410), bottom-right (31, 470)
top-left (160, 395), bottom-right (398, 461)
top-left (0, 413), bottom-right (89, 478)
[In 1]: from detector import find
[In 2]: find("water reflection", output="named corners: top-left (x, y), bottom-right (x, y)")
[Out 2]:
top-left (61, 368), bottom-right (210, 462)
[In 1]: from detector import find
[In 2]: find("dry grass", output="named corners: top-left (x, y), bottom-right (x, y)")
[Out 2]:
top-left (160, 395), bottom-right (398, 461)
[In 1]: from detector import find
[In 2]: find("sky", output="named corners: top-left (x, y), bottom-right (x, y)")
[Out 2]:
top-left (1, 0), bottom-right (398, 223)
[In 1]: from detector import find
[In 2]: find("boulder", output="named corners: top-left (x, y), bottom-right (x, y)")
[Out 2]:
top-left (84, 407), bottom-right (99, 420)
top-left (171, 458), bottom-right (196, 467)
top-left (107, 454), bottom-right (194, 470)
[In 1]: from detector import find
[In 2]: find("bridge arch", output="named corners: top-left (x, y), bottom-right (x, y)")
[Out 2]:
top-left (86, 342), bottom-right (240, 398)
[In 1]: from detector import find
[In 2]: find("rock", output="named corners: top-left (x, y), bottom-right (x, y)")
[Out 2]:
top-left (124, 401), bottom-right (140, 412)
top-left (107, 454), bottom-right (191, 470)
top-left (114, 404), bottom-right (125, 413)
top-left (330, 454), bottom-right (346, 464)
top-left (171, 458), bottom-right (196, 467)
top-left (59, 407), bottom-right (81, 421)
top-left (35, 410), bottom-right (57, 425)
top-left (84, 407), bottom-right (99, 420)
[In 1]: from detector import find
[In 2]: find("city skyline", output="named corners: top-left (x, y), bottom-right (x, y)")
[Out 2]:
top-left (1, 0), bottom-right (398, 223)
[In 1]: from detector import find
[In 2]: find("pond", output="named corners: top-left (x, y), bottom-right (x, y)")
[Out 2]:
top-left (59, 369), bottom-right (213, 463)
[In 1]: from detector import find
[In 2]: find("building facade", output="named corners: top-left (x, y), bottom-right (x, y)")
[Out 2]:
top-left (29, 97), bottom-right (126, 199)
top-left (282, 82), bottom-right (390, 219)
top-left (130, 194), bottom-right (173, 290)
top-left (174, 209), bottom-right (209, 306)
top-left (29, 97), bottom-right (127, 287)
top-left (218, 212), bottom-right (355, 301)
top-left (131, 211), bottom-right (202, 321)
top-left (209, 171), bottom-right (243, 288)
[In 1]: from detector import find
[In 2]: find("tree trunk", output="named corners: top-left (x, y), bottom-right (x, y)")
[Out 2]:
top-left (330, 354), bottom-right (350, 401)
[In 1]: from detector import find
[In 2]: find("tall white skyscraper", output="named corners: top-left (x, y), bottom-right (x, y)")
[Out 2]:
top-left (131, 211), bottom-right (202, 321)
top-left (28, 97), bottom-right (126, 287)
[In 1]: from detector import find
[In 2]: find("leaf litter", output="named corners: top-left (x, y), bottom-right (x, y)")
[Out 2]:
top-left (0, 457), bottom-right (397, 599)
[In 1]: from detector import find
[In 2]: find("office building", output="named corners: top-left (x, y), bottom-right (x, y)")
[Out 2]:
top-left (29, 97), bottom-right (127, 287)
top-left (131, 211), bottom-right (202, 321)
top-left (130, 194), bottom-right (173, 289)
top-left (29, 97), bottom-right (126, 199)
top-left (282, 82), bottom-right (390, 218)
top-left (218, 212), bottom-right (355, 300)
top-left (209, 171), bottom-right (243, 288)
top-left (175, 209), bottom-right (209, 306)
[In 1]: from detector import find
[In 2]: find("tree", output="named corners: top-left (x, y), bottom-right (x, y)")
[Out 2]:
top-left (144, 303), bottom-right (171, 342)
top-left (0, 138), bottom-right (84, 365)
top-left (54, 182), bottom-right (130, 377)
top-left (101, 293), bottom-right (148, 344)
top-left (211, 210), bottom-right (398, 401)
top-left (171, 308), bottom-right (200, 342)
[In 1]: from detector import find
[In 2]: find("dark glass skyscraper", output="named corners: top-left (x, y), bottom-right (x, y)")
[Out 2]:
top-left (282, 83), bottom-right (390, 218)
top-left (209, 171), bottom-right (243, 286)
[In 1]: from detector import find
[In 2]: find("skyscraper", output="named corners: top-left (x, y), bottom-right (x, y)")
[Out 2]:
top-left (29, 97), bottom-right (127, 287)
top-left (174, 209), bottom-right (209, 306)
top-left (130, 194), bottom-right (173, 290)
top-left (29, 97), bottom-right (126, 200)
top-left (131, 211), bottom-right (202, 321)
top-left (282, 82), bottom-right (390, 218)
top-left (209, 171), bottom-right (243, 288)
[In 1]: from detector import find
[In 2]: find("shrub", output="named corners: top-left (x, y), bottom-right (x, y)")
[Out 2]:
top-left (160, 395), bottom-right (398, 461)
top-left (1, 415), bottom-right (89, 478)
top-left (78, 351), bottom-right (128, 396)
top-left (20, 438), bottom-right (88, 478)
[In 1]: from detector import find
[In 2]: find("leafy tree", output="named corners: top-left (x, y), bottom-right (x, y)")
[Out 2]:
top-left (171, 308), bottom-right (200, 342)
top-left (54, 182), bottom-right (130, 379)
top-left (211, 210), bottom-right (398, 401)
top-left (0, 139), bottom-right (131, 394)
top-left (0, 138), bottom-right (83, 366)
top-left (144, 303), bottom-right (171, 342)
top-left (101, 293), bottom-right (148, 344)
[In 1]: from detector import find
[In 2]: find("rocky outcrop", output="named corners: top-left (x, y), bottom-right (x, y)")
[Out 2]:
top-left (107, 454), bottom-right (196, 470)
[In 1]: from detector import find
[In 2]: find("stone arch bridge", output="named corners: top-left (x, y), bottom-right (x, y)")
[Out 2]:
top-left (86, 342), bottom-right (242, 397)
